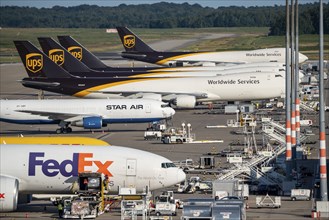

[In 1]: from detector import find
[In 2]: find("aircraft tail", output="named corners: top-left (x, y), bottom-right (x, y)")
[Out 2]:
top-left (38, 37), bottom-right (92, 73)
top-left (14, 41), bottom-right (71, 78)
top-left (116, 27), bottom-right (155, 53)
top-left (57, 35), bottom-right (108, 70)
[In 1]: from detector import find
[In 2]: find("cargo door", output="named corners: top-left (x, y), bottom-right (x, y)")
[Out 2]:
top-left (126, 159), bottom-right (137, 188)
top-left (126, 159), bottom-right (137, 176)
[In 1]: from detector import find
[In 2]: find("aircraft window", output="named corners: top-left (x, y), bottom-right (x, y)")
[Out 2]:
top-left (161, 104), bottom-right (170, 108)
top-left (161, 163), bottom-right (177, 168)
top-left (275, 74), bottom-right (283, 77)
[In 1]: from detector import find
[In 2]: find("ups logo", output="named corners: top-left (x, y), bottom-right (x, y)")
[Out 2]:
top-left (26, 53), bottom-right (43, 73)
top-left (49, 49), bottom-right (64, 65)
top-left (124, 35), bottom-right (135, 48)
top-left (68, 46), bottom-right (82, 61)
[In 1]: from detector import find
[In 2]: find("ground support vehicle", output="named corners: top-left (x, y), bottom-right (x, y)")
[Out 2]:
top-left (256, 194), bottom-right (281, 208)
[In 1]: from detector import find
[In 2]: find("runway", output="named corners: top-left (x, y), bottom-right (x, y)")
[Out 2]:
top-left (1, 51), bottom-right (328, 219)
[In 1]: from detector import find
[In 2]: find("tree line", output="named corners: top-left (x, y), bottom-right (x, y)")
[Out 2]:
top-left (0, 2), bottom-right (328, 35)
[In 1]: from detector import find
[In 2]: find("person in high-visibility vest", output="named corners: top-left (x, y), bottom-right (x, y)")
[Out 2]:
top-left (57, 201), bottom-right (64, 218)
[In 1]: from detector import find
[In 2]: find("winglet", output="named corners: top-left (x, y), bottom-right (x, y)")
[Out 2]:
top-left (116, 27), bottom-right (155, 53)
top-left (13, 40), bottom-right (71, 78)
top-left (57, 35), bottom-right (108, 70)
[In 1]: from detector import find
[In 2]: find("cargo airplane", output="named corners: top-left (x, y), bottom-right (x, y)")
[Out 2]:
top-left (56, 35), bottom-right (287, 74)
top-left (0, 144), bottom-right (186, 211)
top-left (38, 37), bottom-right (286, 78)
top-left (0, 136), bottom-right (109, 145)
top-left (15, 41), bottom-right (285, 109)
top-left (117, 26), bottom-right (308, 67)
top-left (0, 99), bottom-right (175, 133)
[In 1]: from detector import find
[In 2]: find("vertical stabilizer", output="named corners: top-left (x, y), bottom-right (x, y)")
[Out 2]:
top-left (58, 36), bottom-right (109, 70)
top-left (38, 37), bottom-right (92, 73)
top-left (14, 41), bottom-right (71, 78)
top-left (116, 27), bottom-right (155, 52)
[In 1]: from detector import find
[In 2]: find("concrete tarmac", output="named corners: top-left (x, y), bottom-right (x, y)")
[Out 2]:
top-left (0, 59), bottom-right (327, 219)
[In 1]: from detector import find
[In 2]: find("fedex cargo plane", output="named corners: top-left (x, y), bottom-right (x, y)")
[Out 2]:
top-left (117, 27), bottom-right (308, 67)
top-left (0, 144), bottom-right (186, 211)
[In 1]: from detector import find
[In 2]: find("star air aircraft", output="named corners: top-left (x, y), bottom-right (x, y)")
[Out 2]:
top-left (15, 41), bottom-right (285, 109)
top-left (38, 36), bottom-right (287, 78)
top-left (117, 26), bottom-right (308, 67)
top-left (0, 144), bottom-right (186, 211)
top-left (0, 99), bottom-right (175, 133)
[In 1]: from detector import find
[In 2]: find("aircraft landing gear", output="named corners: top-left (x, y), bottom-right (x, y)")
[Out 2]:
top-left (56, 122), bottom-right (72, 134)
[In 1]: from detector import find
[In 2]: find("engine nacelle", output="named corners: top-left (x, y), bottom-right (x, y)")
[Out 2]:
top-left (72, 116), bottom-right (103, 129)
top-left (172, 95), bottom-right (196, 109)
top-left (0, 176), bottom-right (19, 212)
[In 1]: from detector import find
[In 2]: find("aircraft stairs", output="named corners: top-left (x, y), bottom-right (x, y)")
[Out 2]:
top-left (300, 101), bottom-right (317, 112)
top-left (217, 142), bottom-right (286, 185)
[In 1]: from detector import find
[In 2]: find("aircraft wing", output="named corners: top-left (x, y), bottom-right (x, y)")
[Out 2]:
top-left (16, 110), bottom-right (101, 122)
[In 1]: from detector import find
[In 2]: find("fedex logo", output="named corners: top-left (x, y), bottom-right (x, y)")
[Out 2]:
top-left (28, 152), bottom-right (113, 177)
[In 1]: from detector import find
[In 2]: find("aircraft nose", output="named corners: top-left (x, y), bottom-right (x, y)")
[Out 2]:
top-left (177, 169), bottom-right (186, 183)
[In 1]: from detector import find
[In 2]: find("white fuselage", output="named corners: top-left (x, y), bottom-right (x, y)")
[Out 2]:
top-left (149, 62), bottom-right (286, 73)
top-left (0, 99), bottom-right (175, 124)
top-left (79, 72), bottom-right (285, 101)
top-left (158, 48), bottom-right (308, 66)
top-left (0, 144), bottom-right (186, 194)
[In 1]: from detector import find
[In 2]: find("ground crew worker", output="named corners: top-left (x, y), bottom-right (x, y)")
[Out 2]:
top-left (103, 174), bottom-right (109, 190)
top-left (57, 201), bottom-right (63, 218)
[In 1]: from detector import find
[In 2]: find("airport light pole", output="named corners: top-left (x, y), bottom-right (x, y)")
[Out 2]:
top-left (294, 0), bottom-right (301, 159)
top-left (290, 0), bottom-right (296, 161)
top-left (285, 0), bottom-right (292, 173)
top-left (318, 0), bottom-right (328, 201)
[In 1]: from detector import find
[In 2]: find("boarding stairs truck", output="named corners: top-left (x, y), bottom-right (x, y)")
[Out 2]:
top-left (60, 172), bottom-right (105, 219)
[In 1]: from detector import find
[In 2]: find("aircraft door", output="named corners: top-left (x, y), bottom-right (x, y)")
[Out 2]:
top-left (126, 159), bottom-right (137, 188)
top-left (126, 159), bottom-right (137, 176)
top-left (145, 104), bottom-right (151, 113)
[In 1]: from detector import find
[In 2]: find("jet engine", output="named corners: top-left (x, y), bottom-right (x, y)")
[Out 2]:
top-left (72, 116), bottom-right (104, 129)
top-left (0, 176), bottom-right (19, 212)
top-left (172, 95), bottom-right (196, 109)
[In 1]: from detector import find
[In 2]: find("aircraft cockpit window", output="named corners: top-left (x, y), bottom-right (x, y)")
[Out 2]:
top-left (161, 162), bottom-right (177, 168)
top-left (161, 104), bottom-right (170, 108)
top-left (275, 74), bottom-right (283, 78)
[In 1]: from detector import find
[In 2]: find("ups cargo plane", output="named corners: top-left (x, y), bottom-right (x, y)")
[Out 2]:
top-left (56, 35), bottom-right (288, 74)
top-left (15, 41), bottom-right (285, 109)
top-left (0, 99), bottom-right (175, 133)
top-left (39, 37), bottom-right (287, 78)
top-left (0, 144), bottom-right (186, 211)
top-left (117, 27), bottom-right (308, 67)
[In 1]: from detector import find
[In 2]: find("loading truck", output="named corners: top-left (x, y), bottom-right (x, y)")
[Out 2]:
top-left (290, 189), bottom-right (311, 201)
top-left (154, 191), bottom-right (176, 216)
top-left (59, 172), bottom-right (104, 219)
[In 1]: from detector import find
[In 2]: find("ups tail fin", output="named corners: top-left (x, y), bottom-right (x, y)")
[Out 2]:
top-left (116, 27), bottom-right (155, 53)
top-left (58, 35), bottom-right (108, 70)
top-left (38, 37), bottom-right (92, 73)
top-left (14, 40), bottom-right (71, 78)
